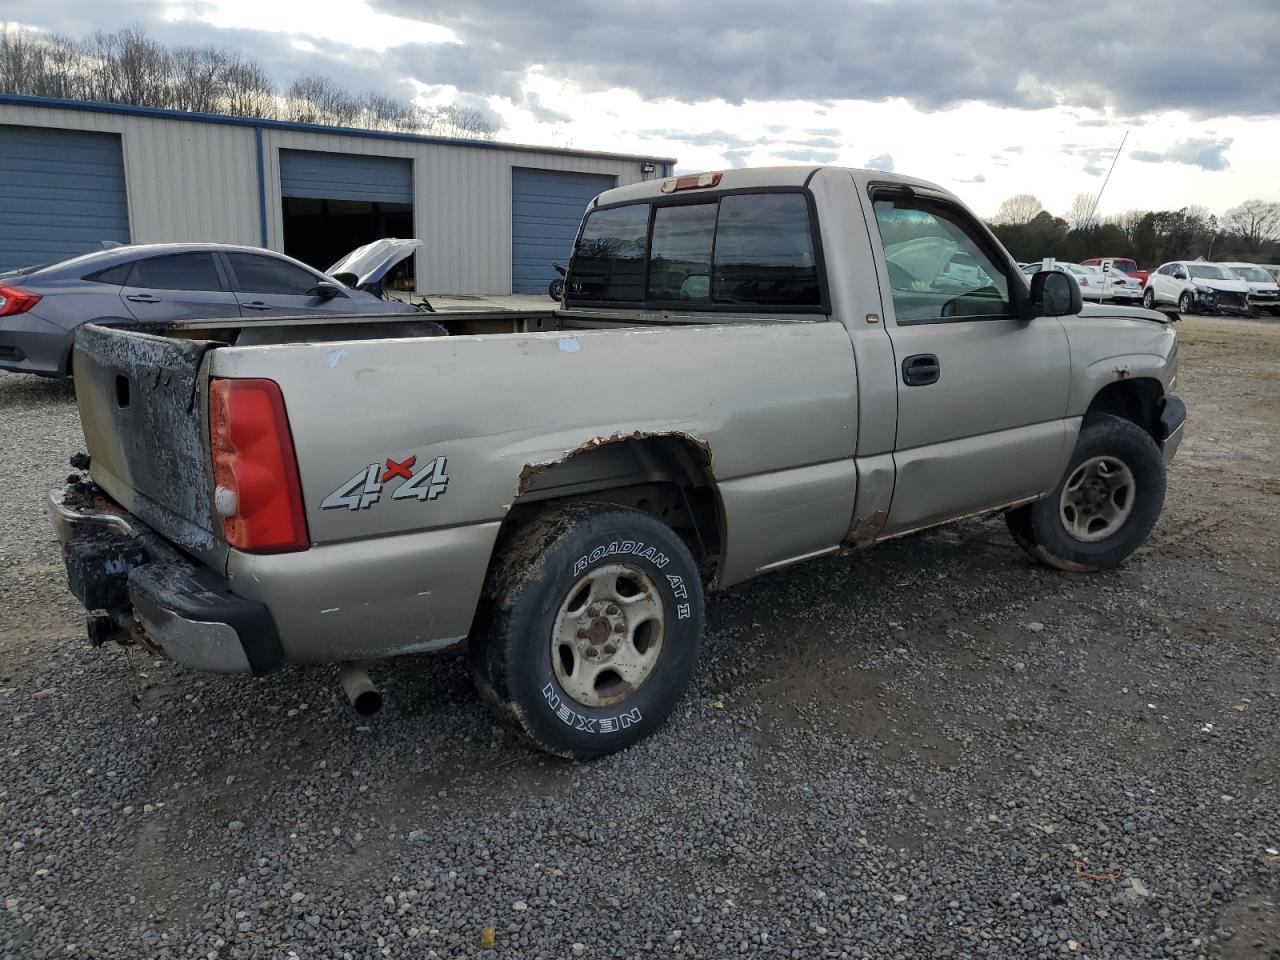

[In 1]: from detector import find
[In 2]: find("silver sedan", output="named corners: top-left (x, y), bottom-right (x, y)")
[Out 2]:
top-left (0, 239), bottom-right (421, 378)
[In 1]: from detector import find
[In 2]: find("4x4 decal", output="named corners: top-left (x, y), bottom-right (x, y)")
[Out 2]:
top-left (321, 455), bottom-right (449, 511)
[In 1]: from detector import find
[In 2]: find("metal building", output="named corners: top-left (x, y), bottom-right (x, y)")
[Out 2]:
top-left (0, 95), bottom-right (674, 294)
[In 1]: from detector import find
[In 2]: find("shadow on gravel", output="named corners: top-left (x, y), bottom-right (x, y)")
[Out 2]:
top-left (0, 372), bottom-right (75, 407)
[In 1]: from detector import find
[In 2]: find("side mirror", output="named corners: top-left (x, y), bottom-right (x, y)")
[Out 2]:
top-left (311, 281), bottom-right (341, 300)
top-left (1029, 269), bottom-right (1082, 318)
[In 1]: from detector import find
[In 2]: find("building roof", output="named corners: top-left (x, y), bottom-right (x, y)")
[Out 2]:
top-left (0, 94), bottom-right (676, 166)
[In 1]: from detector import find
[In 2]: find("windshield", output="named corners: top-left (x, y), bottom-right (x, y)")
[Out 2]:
top-left (1188, 264), bottom-right (1229, 280)
top-left (1230, 266), bottom-right (1273, 283)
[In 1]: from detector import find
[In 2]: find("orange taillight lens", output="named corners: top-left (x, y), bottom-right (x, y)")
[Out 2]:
top-left (209, 378), bottom-right (309, 553)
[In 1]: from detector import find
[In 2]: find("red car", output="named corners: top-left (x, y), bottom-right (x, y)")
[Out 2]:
top-left (1081, 257), bottom-right (1149, 285)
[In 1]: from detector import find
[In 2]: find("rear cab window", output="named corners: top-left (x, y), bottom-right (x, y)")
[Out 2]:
top-left (567, 191), bottom-right (824, 311)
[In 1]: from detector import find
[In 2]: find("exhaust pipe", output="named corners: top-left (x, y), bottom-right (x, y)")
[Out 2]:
top-left (338, 661), bottom-right (383, 716)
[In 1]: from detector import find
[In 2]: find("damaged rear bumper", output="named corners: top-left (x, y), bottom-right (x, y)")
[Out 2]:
top-left (46, 488), bottom-right (282, 674)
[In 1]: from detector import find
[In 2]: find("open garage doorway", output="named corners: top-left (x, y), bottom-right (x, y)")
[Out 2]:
top-left (278, 149), bottom-right (417, 291)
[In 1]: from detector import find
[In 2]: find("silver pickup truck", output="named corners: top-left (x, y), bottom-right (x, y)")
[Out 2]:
top-left (48, 166), bottom-right (1185, 758)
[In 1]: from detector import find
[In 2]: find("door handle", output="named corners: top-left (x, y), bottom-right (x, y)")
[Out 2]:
top-left (126, 294), bottom-right (162, 303)
top-left (240, 301), bottom-right (272, 310)
top-left (902, 353), bottom-right (940, 386)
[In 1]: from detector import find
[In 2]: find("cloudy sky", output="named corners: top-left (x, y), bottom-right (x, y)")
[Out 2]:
top-left (6, 0), bottom-right (1280, 218)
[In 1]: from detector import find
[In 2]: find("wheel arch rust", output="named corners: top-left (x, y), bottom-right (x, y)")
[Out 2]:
top-left (504, 431), bottom-right (728, 583)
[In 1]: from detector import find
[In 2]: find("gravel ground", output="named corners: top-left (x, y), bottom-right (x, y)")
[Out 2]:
top-left (1, 317), bottom-right (1278, 960)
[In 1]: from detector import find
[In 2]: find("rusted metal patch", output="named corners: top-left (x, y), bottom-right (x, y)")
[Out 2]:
top-left (517, 430), bottom-right (713, 495)
top-left (845, 509), bottom-right (886, 547)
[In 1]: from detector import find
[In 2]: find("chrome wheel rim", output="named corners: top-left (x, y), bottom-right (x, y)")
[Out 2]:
top-left (1059, 455), bottom-right (1136, 543)
top-left (551, 564), bottom-right (665, 708)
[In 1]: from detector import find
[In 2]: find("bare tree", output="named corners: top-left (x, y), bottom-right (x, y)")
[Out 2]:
top-left (0, 25), bottom-right (498, 140)
top-left (423, 104), bottom-right (496, 140)
top-left (992, 193), bottom-right (1045, 225)
top-left (1222, 199), bottom-right (1280, 249)
top-left (1067, 192), bottom-right (1099, 230)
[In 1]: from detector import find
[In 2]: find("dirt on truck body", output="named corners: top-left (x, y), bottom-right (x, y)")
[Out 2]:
top-left (49, 164), bottom-right (1184, 758)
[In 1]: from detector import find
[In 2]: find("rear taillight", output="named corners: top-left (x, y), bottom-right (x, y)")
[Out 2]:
top-left (0, 284), bottom-right (41, 317)
top-left (209, 378), bottom-right (309, 553)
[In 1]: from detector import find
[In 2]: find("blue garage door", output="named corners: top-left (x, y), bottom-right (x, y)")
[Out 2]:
top-left (279, 149), bottom-right (412, 203)
top-left (512, 168), bottom-right (617, 293)
top-left (0, 125), bottom-right (130, 271)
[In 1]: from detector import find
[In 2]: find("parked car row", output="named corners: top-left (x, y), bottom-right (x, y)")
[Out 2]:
top-left (1020, 256), bottom-right (1280, 318)
top-left (1020, 260), bottom-right (1144, 304)
top-left (1143, 260), bottom-right (1280, 317)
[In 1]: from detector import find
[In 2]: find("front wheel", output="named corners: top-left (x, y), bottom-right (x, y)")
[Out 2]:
top-left (1142, 287), bottom-right (1156, 309)
top-left (1179, 291), bottom-right (1194, 314)
top-left (1006, 414), bottom-right (1166, 572)
top-left (469, 504), bottom-right (704, 759)
top-left (548, 278), bottom-right (566, 300)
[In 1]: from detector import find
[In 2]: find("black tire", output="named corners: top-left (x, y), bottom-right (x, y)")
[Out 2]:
top-left (1179, 291), bottom-right (1194, 315)
top-left (548, 278), bottom-right (566, 300)
top-left (469, 503), bottom-right (704, 759)
top-left (1005, 413), bottom-right (1166, 572)
top-left (1142, 287), bottom-right (1155, 310)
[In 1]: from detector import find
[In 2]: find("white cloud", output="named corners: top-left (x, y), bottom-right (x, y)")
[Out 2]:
top-left (6, 0), bottom-right (1280, 217)
top-left (167, 0), bottom-right (456, 53)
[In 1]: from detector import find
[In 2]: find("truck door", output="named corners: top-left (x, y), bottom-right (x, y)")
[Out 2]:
top-left (861, 187), bottom-right (1073, 536)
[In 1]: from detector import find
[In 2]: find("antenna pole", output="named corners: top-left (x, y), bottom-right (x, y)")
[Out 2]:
top-left (1086, 130), bottom-right (1128, 228)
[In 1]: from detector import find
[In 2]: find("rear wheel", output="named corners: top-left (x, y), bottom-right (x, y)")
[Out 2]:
top-left (548, 278), bottom-right (566, 300)
top-left (469, 503), bottom-right (704, 759)
top-left (1005, 414), bottom-right (1165, 572)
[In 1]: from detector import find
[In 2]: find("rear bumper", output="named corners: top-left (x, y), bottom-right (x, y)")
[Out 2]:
top-left (1160, 394), bottom-right (1186, 465)
top-left (46, 488), bottom-right (281, 674)
top-left (0, 319), bottom-right (70, 377)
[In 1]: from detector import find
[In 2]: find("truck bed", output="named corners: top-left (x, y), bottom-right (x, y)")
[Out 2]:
top-left (70, 311), bottom-right (859, 662)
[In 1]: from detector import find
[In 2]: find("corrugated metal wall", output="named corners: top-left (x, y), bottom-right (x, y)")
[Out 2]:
top-left (0, 102), bottom-right (663, 294)
top-left (257, 126), bottom-right (653, 294)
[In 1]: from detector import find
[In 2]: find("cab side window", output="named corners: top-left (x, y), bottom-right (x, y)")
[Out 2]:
top-left (872, 198), bottom-right (1011, 324)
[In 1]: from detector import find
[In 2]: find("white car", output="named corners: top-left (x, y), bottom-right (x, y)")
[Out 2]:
top-left (1142, 261), bottom-right (1251, 316)
top-left (1091, 263), bottom-right (1144, 303)
top-left (1021, 261), bottom-right (1140, 302)
top-left (1222, 262), bottom-right (1280, 317)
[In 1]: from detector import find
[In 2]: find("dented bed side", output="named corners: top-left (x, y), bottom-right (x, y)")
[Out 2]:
top-left (208, 321), bottom-right (859, 662)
